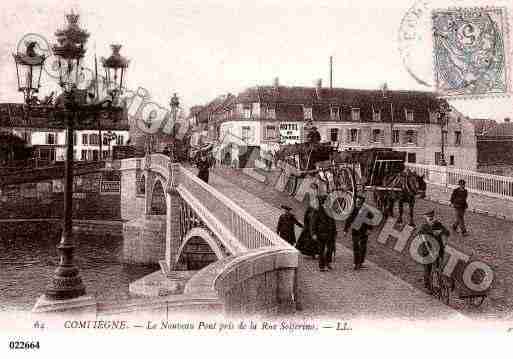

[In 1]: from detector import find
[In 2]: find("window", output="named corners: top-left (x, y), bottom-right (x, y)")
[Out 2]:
top-left (351, 108), bottom-right (360, 122)
top-left (435, 152), bottom-right (443, 165)
top-left (81, 150), bottom-right (87, 160)
top-left (242, 106), bottom-right (251, 119)
top-left (265, 125), bottom-right (277, 140)
top-left (265, 107), bottom-right (276, 120)
top-left (331, 107), bottom-right (340, 120)
top-left (241, 126), bottom-right (251, 142)
top-left (372, 129), bottom-right (382, 142)
top-left (82, 134), bottom-right (88, 145)
top-left (407, 153), bottom-right (416, 163)
top-left (102, 150), bottom-right (109, 160)
top-left (116, 135), bottom-right (124, 145)
top-left (392, 129), bottom-right (400, 144)
top-left (303, 107), bottom-right (313, 121)
top-left (89, 134), bottom-right (99, 145)
top-left (46, 133), bottom-right (56, 145)
top-left (330, 128), bottom-right (339, 142)
top-left (455, 131), bottom-right (462, 146)
top-left (405, 109), bottom-right (414, 122)
top-left (405, 130), bottom-right (417, 145)
top-left (103, 136), bottom-right (110, 145)
top-left (450, 155), bottom-right (455, 166)
top-left (350, 129), bottom-right (358, 142)
top-left (73, 133), bottom-right (77, 145)
top-left (372, 109), bottom-right (381, 122)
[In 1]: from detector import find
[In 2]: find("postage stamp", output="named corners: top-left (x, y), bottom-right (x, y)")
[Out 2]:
top-left (432, 7), bottom-right (510, 98)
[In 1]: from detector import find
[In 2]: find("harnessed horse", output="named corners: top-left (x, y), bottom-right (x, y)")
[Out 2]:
top-left (377, 169), bottom-right (426, 226)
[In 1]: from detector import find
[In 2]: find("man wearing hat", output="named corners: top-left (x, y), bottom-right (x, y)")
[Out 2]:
top-left (306, 126), bottom-right (321, 144)
top-left (344, 194), bottom-right (375, 270)
top-left (450, 179), bottom-right (469, 236)
top-left (417, 209), bottom-right (450, 293)
top-left (311, 195), bottom-right (337, 271)
top-left (277, 205), bottom-right (303, 246)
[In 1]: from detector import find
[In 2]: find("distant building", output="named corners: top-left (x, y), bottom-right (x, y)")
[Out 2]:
top-left (0, 99), bottom-right (129, 163)
top-left (477, 118), bottom-right (513, 176)
top-left (192, 79), bottom-right (478, 169)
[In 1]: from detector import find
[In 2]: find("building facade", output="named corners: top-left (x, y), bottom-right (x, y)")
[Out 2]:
top-left (0, 103), bottom-right (129, 163)
top-left (192, 80), bottom-right (478, 169)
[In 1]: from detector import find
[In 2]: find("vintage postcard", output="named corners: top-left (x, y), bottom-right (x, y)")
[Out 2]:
top-left (1, 0), bottom-right (513, 356)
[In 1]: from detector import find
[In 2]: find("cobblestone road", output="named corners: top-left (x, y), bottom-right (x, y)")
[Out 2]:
top-left (204, 168), bottom-right (469, 322)
top-left (210, 167), bottom-right (513, 321)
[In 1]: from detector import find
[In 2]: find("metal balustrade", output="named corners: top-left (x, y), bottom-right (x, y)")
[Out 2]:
top-left (406, 163), bottom-right (513, 199)
top-left (144, 153), bottom-right (290, 253)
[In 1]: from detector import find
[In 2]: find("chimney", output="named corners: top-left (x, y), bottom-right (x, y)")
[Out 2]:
top-left (316, 78), bottom-right (322, 98)
top-left (505, 118), bottom-right (511, 123)
top-left (273, 77), bottom-right (279, 87)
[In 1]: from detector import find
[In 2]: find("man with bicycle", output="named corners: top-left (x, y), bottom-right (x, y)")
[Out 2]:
top-left (417, 209), bottom-right (450, 294)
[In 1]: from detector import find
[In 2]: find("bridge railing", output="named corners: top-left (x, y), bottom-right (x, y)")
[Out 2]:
top-left (406, 163), bottom-right (513, 200)
top-left (177, 164), bottom-right (288, 251)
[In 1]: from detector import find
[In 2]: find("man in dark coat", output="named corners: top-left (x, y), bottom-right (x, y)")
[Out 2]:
top-left (417, 209), bottom-right (450, 293)
top-left (450, 179), bottom-right (468, 236)
top-left (276, 205), bottom-right (303, 246)
top-left (311, 195), bottom-right (337, 271)
top-left (344, 195), bottom-right (375, 270)
top-left (196, 153), bottom-right (212, 183)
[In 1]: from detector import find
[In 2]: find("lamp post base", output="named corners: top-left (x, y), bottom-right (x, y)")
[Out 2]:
top-left (33, 294), bottom-right (95, 315)
top-left (44, 265), bottom-right (86, 300)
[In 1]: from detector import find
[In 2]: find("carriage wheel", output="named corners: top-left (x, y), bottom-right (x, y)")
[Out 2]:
top-left (333, 167), bottom-right (356, 197)
top-left (286, 175), bottom-right (298, 196)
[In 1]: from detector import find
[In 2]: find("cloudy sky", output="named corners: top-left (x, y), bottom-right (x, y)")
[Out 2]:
top-left (1, 0), bottom-right (512, 120)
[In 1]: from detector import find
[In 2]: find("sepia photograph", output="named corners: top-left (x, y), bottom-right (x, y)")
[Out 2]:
top-left (0, 0), bottom-right (512, 356)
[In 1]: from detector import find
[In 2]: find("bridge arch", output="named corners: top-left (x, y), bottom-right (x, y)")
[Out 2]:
top-left (175, 227), bottom-right (224, 271)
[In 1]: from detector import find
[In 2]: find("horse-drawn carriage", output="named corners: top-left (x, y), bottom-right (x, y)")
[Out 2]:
top-left (275, 143), bottom-right (425, 224)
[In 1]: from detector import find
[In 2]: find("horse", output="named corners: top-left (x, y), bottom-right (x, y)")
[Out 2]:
top-left (376, 169), bottom-right (426, 226)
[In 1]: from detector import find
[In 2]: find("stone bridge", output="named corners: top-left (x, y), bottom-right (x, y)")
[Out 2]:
top-left (117, 154), bottom-right (299, 315)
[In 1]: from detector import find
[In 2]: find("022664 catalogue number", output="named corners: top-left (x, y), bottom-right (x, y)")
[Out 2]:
top-left (9, 341), bottom-right (40, 350)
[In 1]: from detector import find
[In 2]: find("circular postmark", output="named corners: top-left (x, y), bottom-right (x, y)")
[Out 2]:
top-left (398, 0), bottom-right (433, 87)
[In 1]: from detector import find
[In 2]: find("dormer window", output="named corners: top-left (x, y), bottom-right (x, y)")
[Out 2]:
top-left (331, 106), bottom-right (340, 120)
top-left (303, 106), bottom-right (313, 121)
top-left (351, 108), bottom-right (360, 122)
top-left (372, 109), bottom-right (381, 122)
top-left (405, 109), bottom-right (414, 122)
top-left (242, 105), bottom-right (251, 119)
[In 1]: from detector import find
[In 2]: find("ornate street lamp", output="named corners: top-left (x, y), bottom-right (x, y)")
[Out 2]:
top-left (437, 97), bottom-right (451, 166)
top-left (13, 41), bottom-right (47, 105)
top-left (33, 13), bottom-right (128, 301)
top-left (101, 44), bottom-right (129, 102)
top-left (169, 93), bottom-right (180, 162)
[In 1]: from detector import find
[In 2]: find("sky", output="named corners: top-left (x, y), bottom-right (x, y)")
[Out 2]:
top-left (1, 0), bottom-right (512, 120)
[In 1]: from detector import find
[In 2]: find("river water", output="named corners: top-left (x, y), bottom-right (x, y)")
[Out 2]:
top-left (0, 226), bottom-right (157, 312)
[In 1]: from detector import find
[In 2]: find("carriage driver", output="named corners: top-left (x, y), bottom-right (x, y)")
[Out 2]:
top-left (417, 209), bottom-right (450, 294)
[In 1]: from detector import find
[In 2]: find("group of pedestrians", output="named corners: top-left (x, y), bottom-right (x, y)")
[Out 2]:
top-left (276, 186), bottom-right (374, 272)
top-left (276, 178), bottom-right (470, 282)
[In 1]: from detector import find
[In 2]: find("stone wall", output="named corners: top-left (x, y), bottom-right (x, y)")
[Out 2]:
top-left (0, 173), bottom-right (121, 220)
top-left (184, 247), bottom-right (299, 315)
top-left (122, 215), bottom-right (166, 264)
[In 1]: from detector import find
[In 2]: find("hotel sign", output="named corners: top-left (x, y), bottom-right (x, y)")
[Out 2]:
top-left (279, 122), bottom-right (301, 144)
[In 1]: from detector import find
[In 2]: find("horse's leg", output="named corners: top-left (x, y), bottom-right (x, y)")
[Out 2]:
top-left (397, 198), bottom-right (404, 224)
top-left (409, 197), bottom-right (415, 227)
